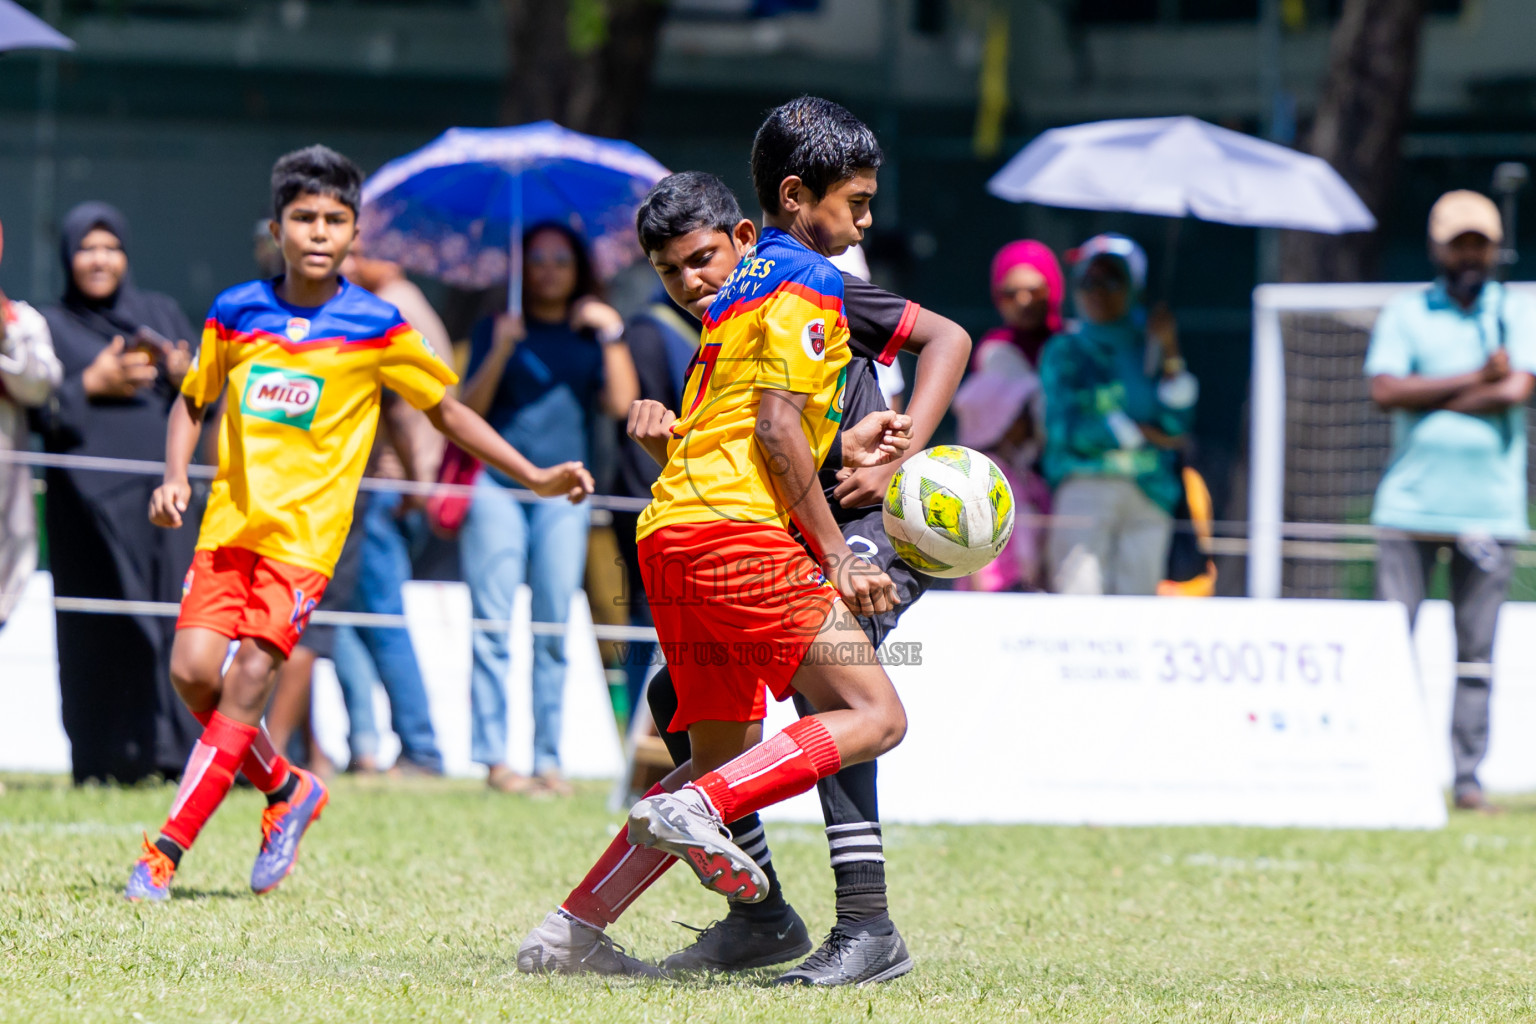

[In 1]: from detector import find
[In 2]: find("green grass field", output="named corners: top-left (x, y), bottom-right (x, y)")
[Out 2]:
top-left (4, 775), bottom-right (1536, 1023)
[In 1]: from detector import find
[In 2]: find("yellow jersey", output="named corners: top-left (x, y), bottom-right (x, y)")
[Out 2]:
top-left (637, 228), bottom-right (850, 540)
top-left (181, 277), bottom-right (458, 576)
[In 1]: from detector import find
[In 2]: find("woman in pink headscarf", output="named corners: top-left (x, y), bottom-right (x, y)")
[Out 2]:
top-left (952, 344), bottom-right (1053, 593)
top-left (973, 239), bottom-right (1064, 373)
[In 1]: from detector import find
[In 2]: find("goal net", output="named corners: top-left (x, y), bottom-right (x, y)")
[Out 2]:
top-left (1248, 282), bottom-right (1536, 601)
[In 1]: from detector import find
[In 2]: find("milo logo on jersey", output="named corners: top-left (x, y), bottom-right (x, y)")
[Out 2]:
top-left (240, 364), bottom-right (324, 430)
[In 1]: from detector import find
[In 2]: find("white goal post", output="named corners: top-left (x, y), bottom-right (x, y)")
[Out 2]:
top-left (1248, 281), bottom-right (1536, 599)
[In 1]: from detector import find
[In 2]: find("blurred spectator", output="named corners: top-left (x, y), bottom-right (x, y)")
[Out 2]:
top-left (36, 202), bottom-right (201, 783)
top-left (1367, 190), bottom-right (1536, 813)
top-left (975, 239), bottom-right (1064, 373)
top-left (264, 520), bottom-right (362, 779)
top-left (952, 345), bottom-right (1051, 592)
top-left (329, 247), bottom-right (455, 775)
top-left (1040, 233), bottom-right (1197, 596)
top-left (0, 291), bottom-right (62, 625)
top-left (460, 223), bottom-right (638, 794)
top-left (252, 217), bottom-right (284, 277)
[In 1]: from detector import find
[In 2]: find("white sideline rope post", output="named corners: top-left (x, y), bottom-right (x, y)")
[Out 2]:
top-left (1248, 285), bottom-right (1285, 599)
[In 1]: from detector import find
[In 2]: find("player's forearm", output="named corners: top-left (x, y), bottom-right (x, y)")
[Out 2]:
top-left (1371, 372), bottom-right (1484, 410)
top-left (426, 394), bottom-right (544, 490)
top-left (639, 436), bottom-right (670, 468)
top-left (756, 393), bottom-right (847, 562)
top-left (163, 395), bottom-right (205, 483)
top-left (1441, 372), bottom-right (1534, 413)
top-left (902, 312), bottom-right (970, 451)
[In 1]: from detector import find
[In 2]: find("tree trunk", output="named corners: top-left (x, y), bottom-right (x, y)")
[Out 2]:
top-left (1280, 0), bottom-right (1424, 282)
top-left (499, 0), bottom-right (670, 138)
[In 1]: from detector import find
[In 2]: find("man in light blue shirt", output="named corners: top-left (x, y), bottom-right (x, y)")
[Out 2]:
top-left (1367, 189), bottom-right (1536, 811)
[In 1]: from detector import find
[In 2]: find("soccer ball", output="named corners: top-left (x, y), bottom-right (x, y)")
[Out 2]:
top-left (882, 445), bottom-right (1015, 579)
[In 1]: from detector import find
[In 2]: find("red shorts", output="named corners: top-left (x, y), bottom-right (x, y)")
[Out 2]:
top-left (639, 521), bottom-right (838, 730)
top-left (176, 547), bottom-right (329, 658)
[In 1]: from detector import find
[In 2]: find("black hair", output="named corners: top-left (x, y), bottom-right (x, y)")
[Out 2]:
top-left (635, 171), bottom-right (746, 255)
top-left (750, 96), bottom-right (883, 215)
top-left (522, 220), bottom-right (601, 306)
top-left (270, 145), bottom-right (364, 220)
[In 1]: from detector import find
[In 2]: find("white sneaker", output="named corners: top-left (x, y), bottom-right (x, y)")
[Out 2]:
top-left (516, 909), bottom-right (664, 977)
top-left (627, 787), bottom-right (769, 903)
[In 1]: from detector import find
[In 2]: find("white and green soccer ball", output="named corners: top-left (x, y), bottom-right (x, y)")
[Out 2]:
top-left (882, 445), bottom-right (1015, 579)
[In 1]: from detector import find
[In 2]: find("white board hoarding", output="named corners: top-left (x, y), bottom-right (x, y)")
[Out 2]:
top-left (762, 593), bottom-right (1447, 829)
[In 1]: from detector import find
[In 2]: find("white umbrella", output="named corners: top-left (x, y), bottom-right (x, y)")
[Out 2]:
top-left (987, 116), bottom-right (1375, 235)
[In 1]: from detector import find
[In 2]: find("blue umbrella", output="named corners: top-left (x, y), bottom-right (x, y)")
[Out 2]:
top-left (0, 0), bottom-right (73, 51)
top-left (359, 122), bottom-right (669, 311)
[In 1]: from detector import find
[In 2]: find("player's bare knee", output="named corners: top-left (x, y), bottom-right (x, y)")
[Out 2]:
top-left (874, 700), bottom-right (907, 756)
top-left (169, 651), bottom-right (221, 709)
top-left (220, 642), bottom-right (281, 715)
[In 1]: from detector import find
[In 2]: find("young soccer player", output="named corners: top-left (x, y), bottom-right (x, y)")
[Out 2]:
top-left (630, 171), bottom-right (967, 983)
top-left (125, 145), bottom-right (592, 902)
top-left (518, 97), bottom-right (929, 983)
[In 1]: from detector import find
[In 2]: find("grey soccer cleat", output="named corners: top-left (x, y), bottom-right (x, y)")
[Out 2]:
top-left (626, 787), bottom-right (768, 903)
top-left (516, 909), bottom-right (664, 977)
top-left (662, 902), bottom-right (812, 972)
top-left (774, 918), bottom-right (914, 987)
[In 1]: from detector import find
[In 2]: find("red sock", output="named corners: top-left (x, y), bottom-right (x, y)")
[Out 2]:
top-left (161, 712), bottom-right (258, 850)
top-left (690, 717), bottom-right (843, 825)
top-left (560, 783), bottom-right (676, 929)
top-left (191, 709), bottom-right (292, 794)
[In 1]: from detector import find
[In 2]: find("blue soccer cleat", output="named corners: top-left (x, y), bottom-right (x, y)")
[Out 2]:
top-left (250, 767), bottom-right (329, 894)
top-left (124, 835), bottom-right (176, 903)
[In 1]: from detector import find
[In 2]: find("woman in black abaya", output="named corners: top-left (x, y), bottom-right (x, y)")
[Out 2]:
top-left (37, 202), bottom-right (203, 784)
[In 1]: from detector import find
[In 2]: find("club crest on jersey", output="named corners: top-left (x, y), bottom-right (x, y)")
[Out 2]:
top-left (240, 364), bottom-right (324, 430)
top-left (284, 317), bottom-right (311, 342)
top-left (802, 318), bottom-right (826, 361)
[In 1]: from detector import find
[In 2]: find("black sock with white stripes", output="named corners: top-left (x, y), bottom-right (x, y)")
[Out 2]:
top-left (827, 822), bottom-right (888, 925)
top-left (791, 693), bottom-right (892, 926)
top-left (726, 813), bottom-right (790, 920)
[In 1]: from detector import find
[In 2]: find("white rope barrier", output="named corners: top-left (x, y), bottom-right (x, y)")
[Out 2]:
top-left (50, 596), bottom-right (661, 642)
top-left (0, 448), bottom-right (652, 512)
top-left (11, 448), bottom-right (1536, 569)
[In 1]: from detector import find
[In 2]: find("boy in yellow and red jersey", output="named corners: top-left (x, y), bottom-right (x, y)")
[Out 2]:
top-left (518, 97), bottom-right (914, 981)
top-left (125, 145), bottom-right (592, 902)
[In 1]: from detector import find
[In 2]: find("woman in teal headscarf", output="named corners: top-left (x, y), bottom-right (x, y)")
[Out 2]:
top-left (1038, 233), bottom-right (1198, 595)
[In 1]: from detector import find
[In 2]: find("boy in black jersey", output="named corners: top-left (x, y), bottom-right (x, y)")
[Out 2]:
top-left (629, 171), bottom-right (969, 986)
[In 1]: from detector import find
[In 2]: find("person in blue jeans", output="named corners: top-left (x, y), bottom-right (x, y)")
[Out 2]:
top-left (328, 248), bottom-right (459, 775)
top-left (330, 490), bottom-right (445, 775)
top-left (461, 222), bottom-right (637, 794)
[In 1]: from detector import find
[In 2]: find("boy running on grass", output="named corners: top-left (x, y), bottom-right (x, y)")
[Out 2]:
top-left (125, 145), bottom-right (591, 902)
top-left (518, 97), bottom-right (924, 984)
top-left (628, 170), bottom-right (968, 984)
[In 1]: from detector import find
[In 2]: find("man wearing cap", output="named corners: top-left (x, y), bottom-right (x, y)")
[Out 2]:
top-left (1367, 189), bottom-right (1536, 812)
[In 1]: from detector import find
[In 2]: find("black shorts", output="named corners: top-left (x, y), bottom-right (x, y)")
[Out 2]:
top-left (834, 506), bottom-right (932, 646)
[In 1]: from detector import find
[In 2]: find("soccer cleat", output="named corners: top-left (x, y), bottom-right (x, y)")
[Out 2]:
top-left (662, 902), bottom-right (812, 972)
top-left (249, 767), bottom-right (329, 894)
top-left (124, 835), bottom-right (175, 903)
top-left (774, 918), bottom-right (914, 987)
top-left (516, 909), bottom-right (665, 977)
top-left (626, 787), bottom-right (768, 903)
